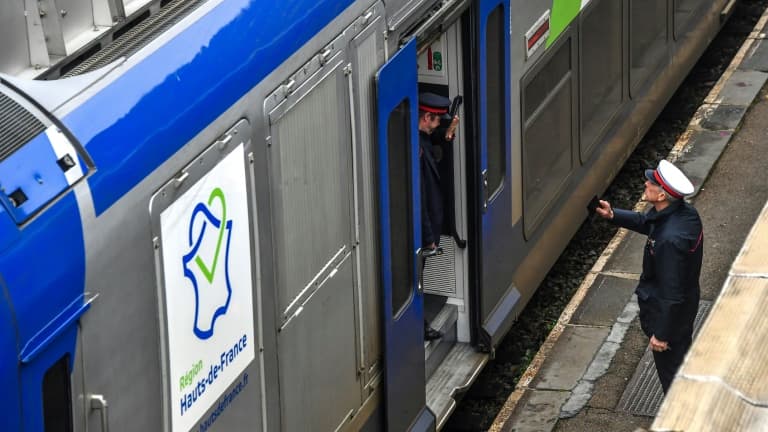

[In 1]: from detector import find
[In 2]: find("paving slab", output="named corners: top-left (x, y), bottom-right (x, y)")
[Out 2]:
top-left (559, 295), bottom-right (643, 417)
top-left (699, 103), bottom-right (747, 130)
top-left (602, 231), bottom-right (645, 274)
top-left (675, 129), bottom-right (732, 196)
top-left (583, 320), bottom-right (649, 413)
top-left (570, 275), bottom-right (637, 326)
top-left (531, 326), bottom-right (609, 391)
top-left (717, 69), bottom-right (768, 105)
top-left (740, 37), bottom-right (768, 72)
top-left (503, 390), bottom-right (570, 432)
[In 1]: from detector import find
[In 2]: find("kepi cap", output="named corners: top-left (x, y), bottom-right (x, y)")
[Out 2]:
top-left (419, 92), bottom-right (452, 119)
top-left (644, 160), bottom-right (694, 198)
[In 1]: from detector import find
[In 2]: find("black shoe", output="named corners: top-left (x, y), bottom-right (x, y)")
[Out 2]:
top-left (424, 327), bottom-right (443, 341)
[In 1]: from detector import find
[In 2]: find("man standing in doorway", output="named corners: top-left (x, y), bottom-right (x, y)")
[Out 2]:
top-left (418, 92), bottom-right (458, 341)
top-left (594, 160), bottom-right (703, 393)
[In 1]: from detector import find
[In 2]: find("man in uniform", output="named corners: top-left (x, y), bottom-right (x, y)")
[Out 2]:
top-left (418, 92), bottom-right (459, 341)
top-left (594, 160), bottom-right (703, 393)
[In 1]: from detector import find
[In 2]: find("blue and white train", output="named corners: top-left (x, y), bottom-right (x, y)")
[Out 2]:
top-left (0, 0), bottom-right (732, 430)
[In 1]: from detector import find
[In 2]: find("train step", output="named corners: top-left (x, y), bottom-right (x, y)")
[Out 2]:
top-left (426, 342), bottom-right (489, 430)
top-left (425, 301), bottom-right (458, 379)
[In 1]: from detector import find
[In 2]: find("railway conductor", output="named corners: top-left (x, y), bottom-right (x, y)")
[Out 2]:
top-left (419, 92), bottom-right (456, 252)
top-left (418, 92), bottom-right (459, 341)
top-left (594, 160), bottom-right (703, 393)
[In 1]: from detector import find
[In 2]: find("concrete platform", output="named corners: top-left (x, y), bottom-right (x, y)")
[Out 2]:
top-left (491, 6), bottom-right (768, 432)
top-left (532, 326), bottom-right (610, 391)
top-left (570, 275), bottom-right (637, 327)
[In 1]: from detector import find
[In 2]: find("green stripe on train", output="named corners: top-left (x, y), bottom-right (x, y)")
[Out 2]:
top-left (547, 0), bottom-right (580, 48)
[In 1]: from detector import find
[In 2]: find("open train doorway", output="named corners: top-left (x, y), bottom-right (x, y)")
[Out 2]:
top-left (377, 3), bottom-right (488, 427)
top-left (418, 21), bottom-right (471, 354)
top-left (415, 17), bottom-right (487, 427)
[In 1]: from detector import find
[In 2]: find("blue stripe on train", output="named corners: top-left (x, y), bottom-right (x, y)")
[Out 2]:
top-left (62, 0), bottom-right (355, 215)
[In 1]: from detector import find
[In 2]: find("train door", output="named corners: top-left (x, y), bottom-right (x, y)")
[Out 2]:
top-left (375, 39), bottom-right (435, 432)
top-left (263, 39), bottom-right (363, 431)
top-left (474, 0), bottom-right (516, 348)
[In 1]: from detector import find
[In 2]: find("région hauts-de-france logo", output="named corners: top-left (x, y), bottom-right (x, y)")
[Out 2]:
top-left (182, 187), bottom-right (233, 340)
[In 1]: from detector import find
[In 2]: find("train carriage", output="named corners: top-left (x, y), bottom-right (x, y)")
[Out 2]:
top-left (0, 0), bottom-right (732, 430)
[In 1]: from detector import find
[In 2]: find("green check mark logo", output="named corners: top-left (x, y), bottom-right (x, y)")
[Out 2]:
top-left (194, 187), bottom-right (227, 283)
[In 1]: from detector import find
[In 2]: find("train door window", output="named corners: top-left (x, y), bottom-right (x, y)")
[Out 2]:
top-left (43, 355), bottom-right (73, 432)
top-left (387, 99), bottom-right (414, 316)
top-left (521, 38), bottom-right (574, 237)
top-left (486, 5), bottom-right (506, 197)
top-left (580, 0), bottom-right (622, 161)
top-left (674, 0), bottom-right (702, 40)
top-left (630, 0), bottom-right (669, 96)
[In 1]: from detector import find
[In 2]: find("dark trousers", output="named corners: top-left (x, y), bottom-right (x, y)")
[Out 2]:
top-left (651, 335), bottom-right (692, 393)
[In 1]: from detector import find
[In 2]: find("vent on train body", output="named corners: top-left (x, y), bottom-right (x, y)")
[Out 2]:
top-left (0, 83), bottom-right (88, 224)
top-left (0, 93), bottom-right (46, 163)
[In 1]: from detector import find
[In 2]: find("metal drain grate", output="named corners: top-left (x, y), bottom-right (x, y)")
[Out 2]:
top-left (617, 300), bottom-right (712, 417)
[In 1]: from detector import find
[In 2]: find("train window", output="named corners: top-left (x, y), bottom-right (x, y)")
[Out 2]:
top-left (580, 0), bottom-right (622, 161)
top-left (523, 38), bottom-right (570, 120)
top-left (674, 0), bottom-right (702, 39)
top-left (43, 355), bottom-right (73, 432)
top-left (522, 39), bottom-right (574, 236)
top-left (387, 99), bottom-right (414, 317)
top-left (630, 0), bottom-right (669, 95)
top-left (485, 5), bottom-right (506, 196)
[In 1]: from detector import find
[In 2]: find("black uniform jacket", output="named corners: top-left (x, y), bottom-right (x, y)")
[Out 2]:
top-left (420, 131), bottom-right (443, 247)
top-left (612, 200), bottom-right (703, 342)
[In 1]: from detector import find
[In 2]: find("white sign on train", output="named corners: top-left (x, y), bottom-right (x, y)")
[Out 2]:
top-left (159, 144), bottom-right (255, 431)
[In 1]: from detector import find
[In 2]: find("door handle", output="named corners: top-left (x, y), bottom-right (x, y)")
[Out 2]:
top-left (416, 247), bottom-right (443, 294)
top-left (88, 394), bottom-right (109, 432)
top-left (481, 169), bottom-right (489, 212)
top-left (416, 248), bottom-right (426, 295)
